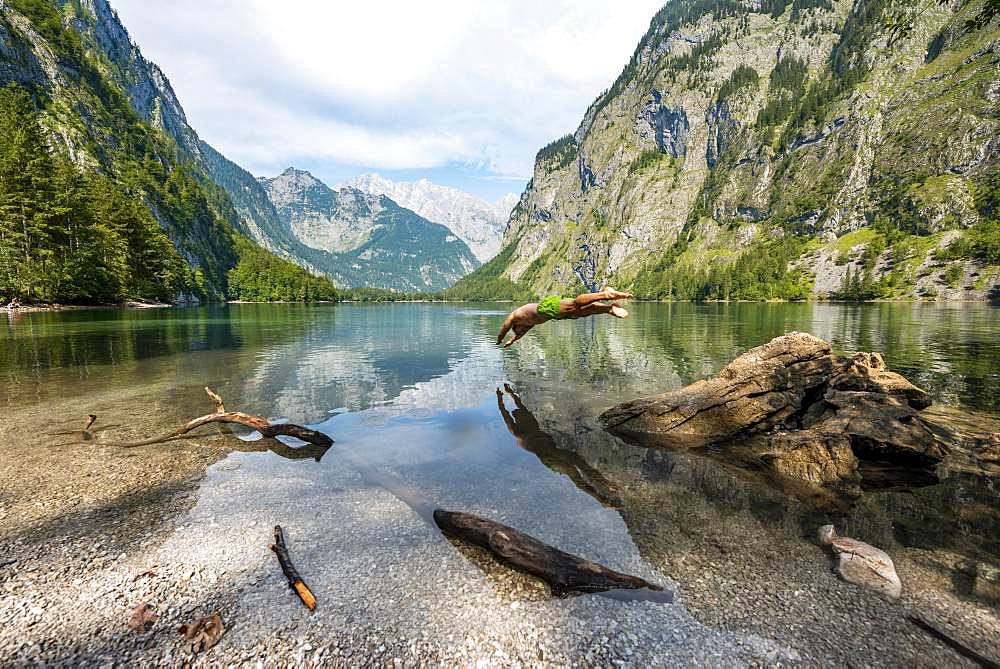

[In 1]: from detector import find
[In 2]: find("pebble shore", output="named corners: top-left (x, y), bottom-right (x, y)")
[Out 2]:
top-left (1, 393), bottom-right (997, 666)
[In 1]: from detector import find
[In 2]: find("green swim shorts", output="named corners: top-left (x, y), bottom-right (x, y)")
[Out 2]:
top-left (537, 295), bottom-right (566, 320)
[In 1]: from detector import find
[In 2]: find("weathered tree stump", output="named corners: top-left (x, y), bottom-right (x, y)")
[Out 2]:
top-left (599, 332), bottom-right (998, 489)
top-left (433, 509), bottom-right (663, 596)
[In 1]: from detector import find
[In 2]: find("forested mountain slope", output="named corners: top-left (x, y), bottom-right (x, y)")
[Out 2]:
top-left (62, 0), bottom-right (481, 292)
top-left (458, 0), bottom-right (1000, 301)
top-left (0, 0), bottom-right (340, 303)
top-left (0, 0), bottom-right (478, 301)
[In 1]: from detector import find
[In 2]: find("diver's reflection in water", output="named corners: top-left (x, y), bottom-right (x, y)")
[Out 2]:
top-left (497, 384), bottom-right (622, 508)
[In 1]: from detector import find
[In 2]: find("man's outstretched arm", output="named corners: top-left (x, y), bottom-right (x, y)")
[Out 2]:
top-left (496, 315), bottom-right (513, 345)
top-left (502, 329), bottom-right (527, 348)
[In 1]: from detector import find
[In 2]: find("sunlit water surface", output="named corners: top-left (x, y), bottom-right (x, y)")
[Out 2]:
top-left (3, 302), bottom-right (999, 592)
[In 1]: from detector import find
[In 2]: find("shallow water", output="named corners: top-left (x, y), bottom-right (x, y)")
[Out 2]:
top-left (4, 302), bottom-right (1000, 585)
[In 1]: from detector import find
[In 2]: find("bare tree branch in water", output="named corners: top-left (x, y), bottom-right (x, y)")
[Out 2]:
top-left (88, 387), bottom-right (334, 449)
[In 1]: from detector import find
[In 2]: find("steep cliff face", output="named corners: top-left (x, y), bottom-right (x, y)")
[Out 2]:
top-left (262, 169), bottom-right (480, 291)
top-left (345, 173), bottom-right (514, 262)
top-left (60, 0), bottom-right (309, 259)
top-left (0, 0), bottom-right (242, 299)
top-left (484, 0), bottom-right (1000, 301)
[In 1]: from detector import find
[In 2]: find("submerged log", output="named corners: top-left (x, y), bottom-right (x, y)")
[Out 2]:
top-left (99, 387), bottom-right (333, 449)
top-left (907, 614), bottom-right (1000, 669)
top-left (433, 509), bottom-right (663, 596)
top-left (270, 525), bottom-right (317, 610)
top-left (600, 332), bottom-right (998, 489)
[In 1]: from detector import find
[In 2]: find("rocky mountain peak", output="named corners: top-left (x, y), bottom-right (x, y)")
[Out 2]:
top-left (343, 173), bottom-right (515, 262)
top-left (274, 166), bottom-right (321, 185)
top-left (260, 168), bottom-right (479, 290)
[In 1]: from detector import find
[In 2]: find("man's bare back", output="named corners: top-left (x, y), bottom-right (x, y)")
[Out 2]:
top-left (496, 288), bottom-right (633, 347)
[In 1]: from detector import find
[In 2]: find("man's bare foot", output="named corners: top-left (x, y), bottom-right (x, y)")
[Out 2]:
top-left (602, 287), bottom-right (633, 300)
top-left (610, 304), bottom-right (629, 318)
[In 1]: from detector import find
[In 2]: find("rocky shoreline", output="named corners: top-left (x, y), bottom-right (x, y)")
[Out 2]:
top-left (0, 423), bottom-right (772, 667)
top-left (3, 300), bottom-right (173, 313)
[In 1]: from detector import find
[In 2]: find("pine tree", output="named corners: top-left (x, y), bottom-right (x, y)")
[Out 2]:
top-left (0, 84), bottom-right (57, 301)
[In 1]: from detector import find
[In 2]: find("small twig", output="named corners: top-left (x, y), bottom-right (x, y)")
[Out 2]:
top-left (82, 414), bottom-right (97, 440)
top-left (204, 387), bottom-right (225, 413)
top-left (907, 614), bottom-right (1000, 669)
top-left (269, 525), bottom-right (316, 610)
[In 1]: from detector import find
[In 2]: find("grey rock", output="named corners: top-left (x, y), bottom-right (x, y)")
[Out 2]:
top-left (635, 90), bottom-right (690, 159)
top-left (817, 525), bottom-right (902, 599)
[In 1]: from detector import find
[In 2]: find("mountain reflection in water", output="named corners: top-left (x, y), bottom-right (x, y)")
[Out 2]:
top-left (5, 302), bottom-right (999, 588)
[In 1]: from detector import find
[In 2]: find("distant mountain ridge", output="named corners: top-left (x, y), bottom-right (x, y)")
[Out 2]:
top-left (262, 168), bottom-right (479, 291)
top-left (14, 0), bottom-right (479, 293)
top-left (344, 173), bottom-right (516, 262)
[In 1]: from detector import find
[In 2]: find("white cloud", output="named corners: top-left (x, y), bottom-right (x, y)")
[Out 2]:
top-left (111, 0), bottom-right (664, 189)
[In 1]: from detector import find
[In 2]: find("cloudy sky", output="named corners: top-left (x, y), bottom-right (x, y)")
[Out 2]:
top-left (113, 0), bottom-right (664, 201)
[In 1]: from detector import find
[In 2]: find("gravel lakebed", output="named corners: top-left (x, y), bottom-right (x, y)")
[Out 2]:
top-left (1, 439), bottom-right (789, 667)
top-left (1, 387), bottom-right (997, 666)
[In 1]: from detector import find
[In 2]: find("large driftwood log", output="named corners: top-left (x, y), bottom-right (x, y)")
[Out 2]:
top-left (98, 387), bottom-right (333, 448)
top-left (599, 332), bottom-right (999, 488)
top-left (433, 509), bottom-right (664, 597)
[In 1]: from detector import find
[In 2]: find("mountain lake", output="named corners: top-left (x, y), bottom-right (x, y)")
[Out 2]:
top-left (1, 302), bottom-right (998, 665)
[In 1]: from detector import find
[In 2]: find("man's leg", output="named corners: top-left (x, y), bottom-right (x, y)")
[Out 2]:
top-left (575, 303), bottom-right (611, 316)
top-left (568, 302), bottom-right (629, 319)
top-left (567, 288), bottom-right (633, 308)
top-left (561, 297), bottom-right (630, 319)
top-left (570, 292), bottom-right (611, 307)
top-left (558, 294), bottom-right (606, 317)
